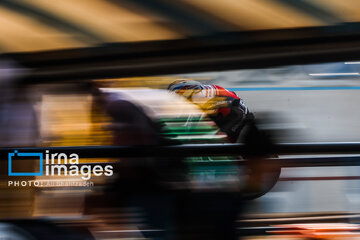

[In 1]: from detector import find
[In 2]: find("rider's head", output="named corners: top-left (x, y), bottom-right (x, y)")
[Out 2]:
top-left (168, 79), bottom-right (203, 91)
top-left (167, 79), bottom-right (204, 100)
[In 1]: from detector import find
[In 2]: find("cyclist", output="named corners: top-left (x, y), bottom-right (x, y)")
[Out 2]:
top-left (168, 79), bottom-right (280, 198)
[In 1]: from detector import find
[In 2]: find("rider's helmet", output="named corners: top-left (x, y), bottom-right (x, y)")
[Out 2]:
top-left (168, 79), bottom-right (204, 92)
top-left (167, 79), bottom-right (204, 100)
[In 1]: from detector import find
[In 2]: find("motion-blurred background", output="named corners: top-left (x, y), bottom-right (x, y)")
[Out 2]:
top-left (1, 0), bottom-right (360, 239)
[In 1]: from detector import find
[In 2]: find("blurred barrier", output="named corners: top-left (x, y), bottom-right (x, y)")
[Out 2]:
top-left (1, 142), bottom-right (360, 166)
